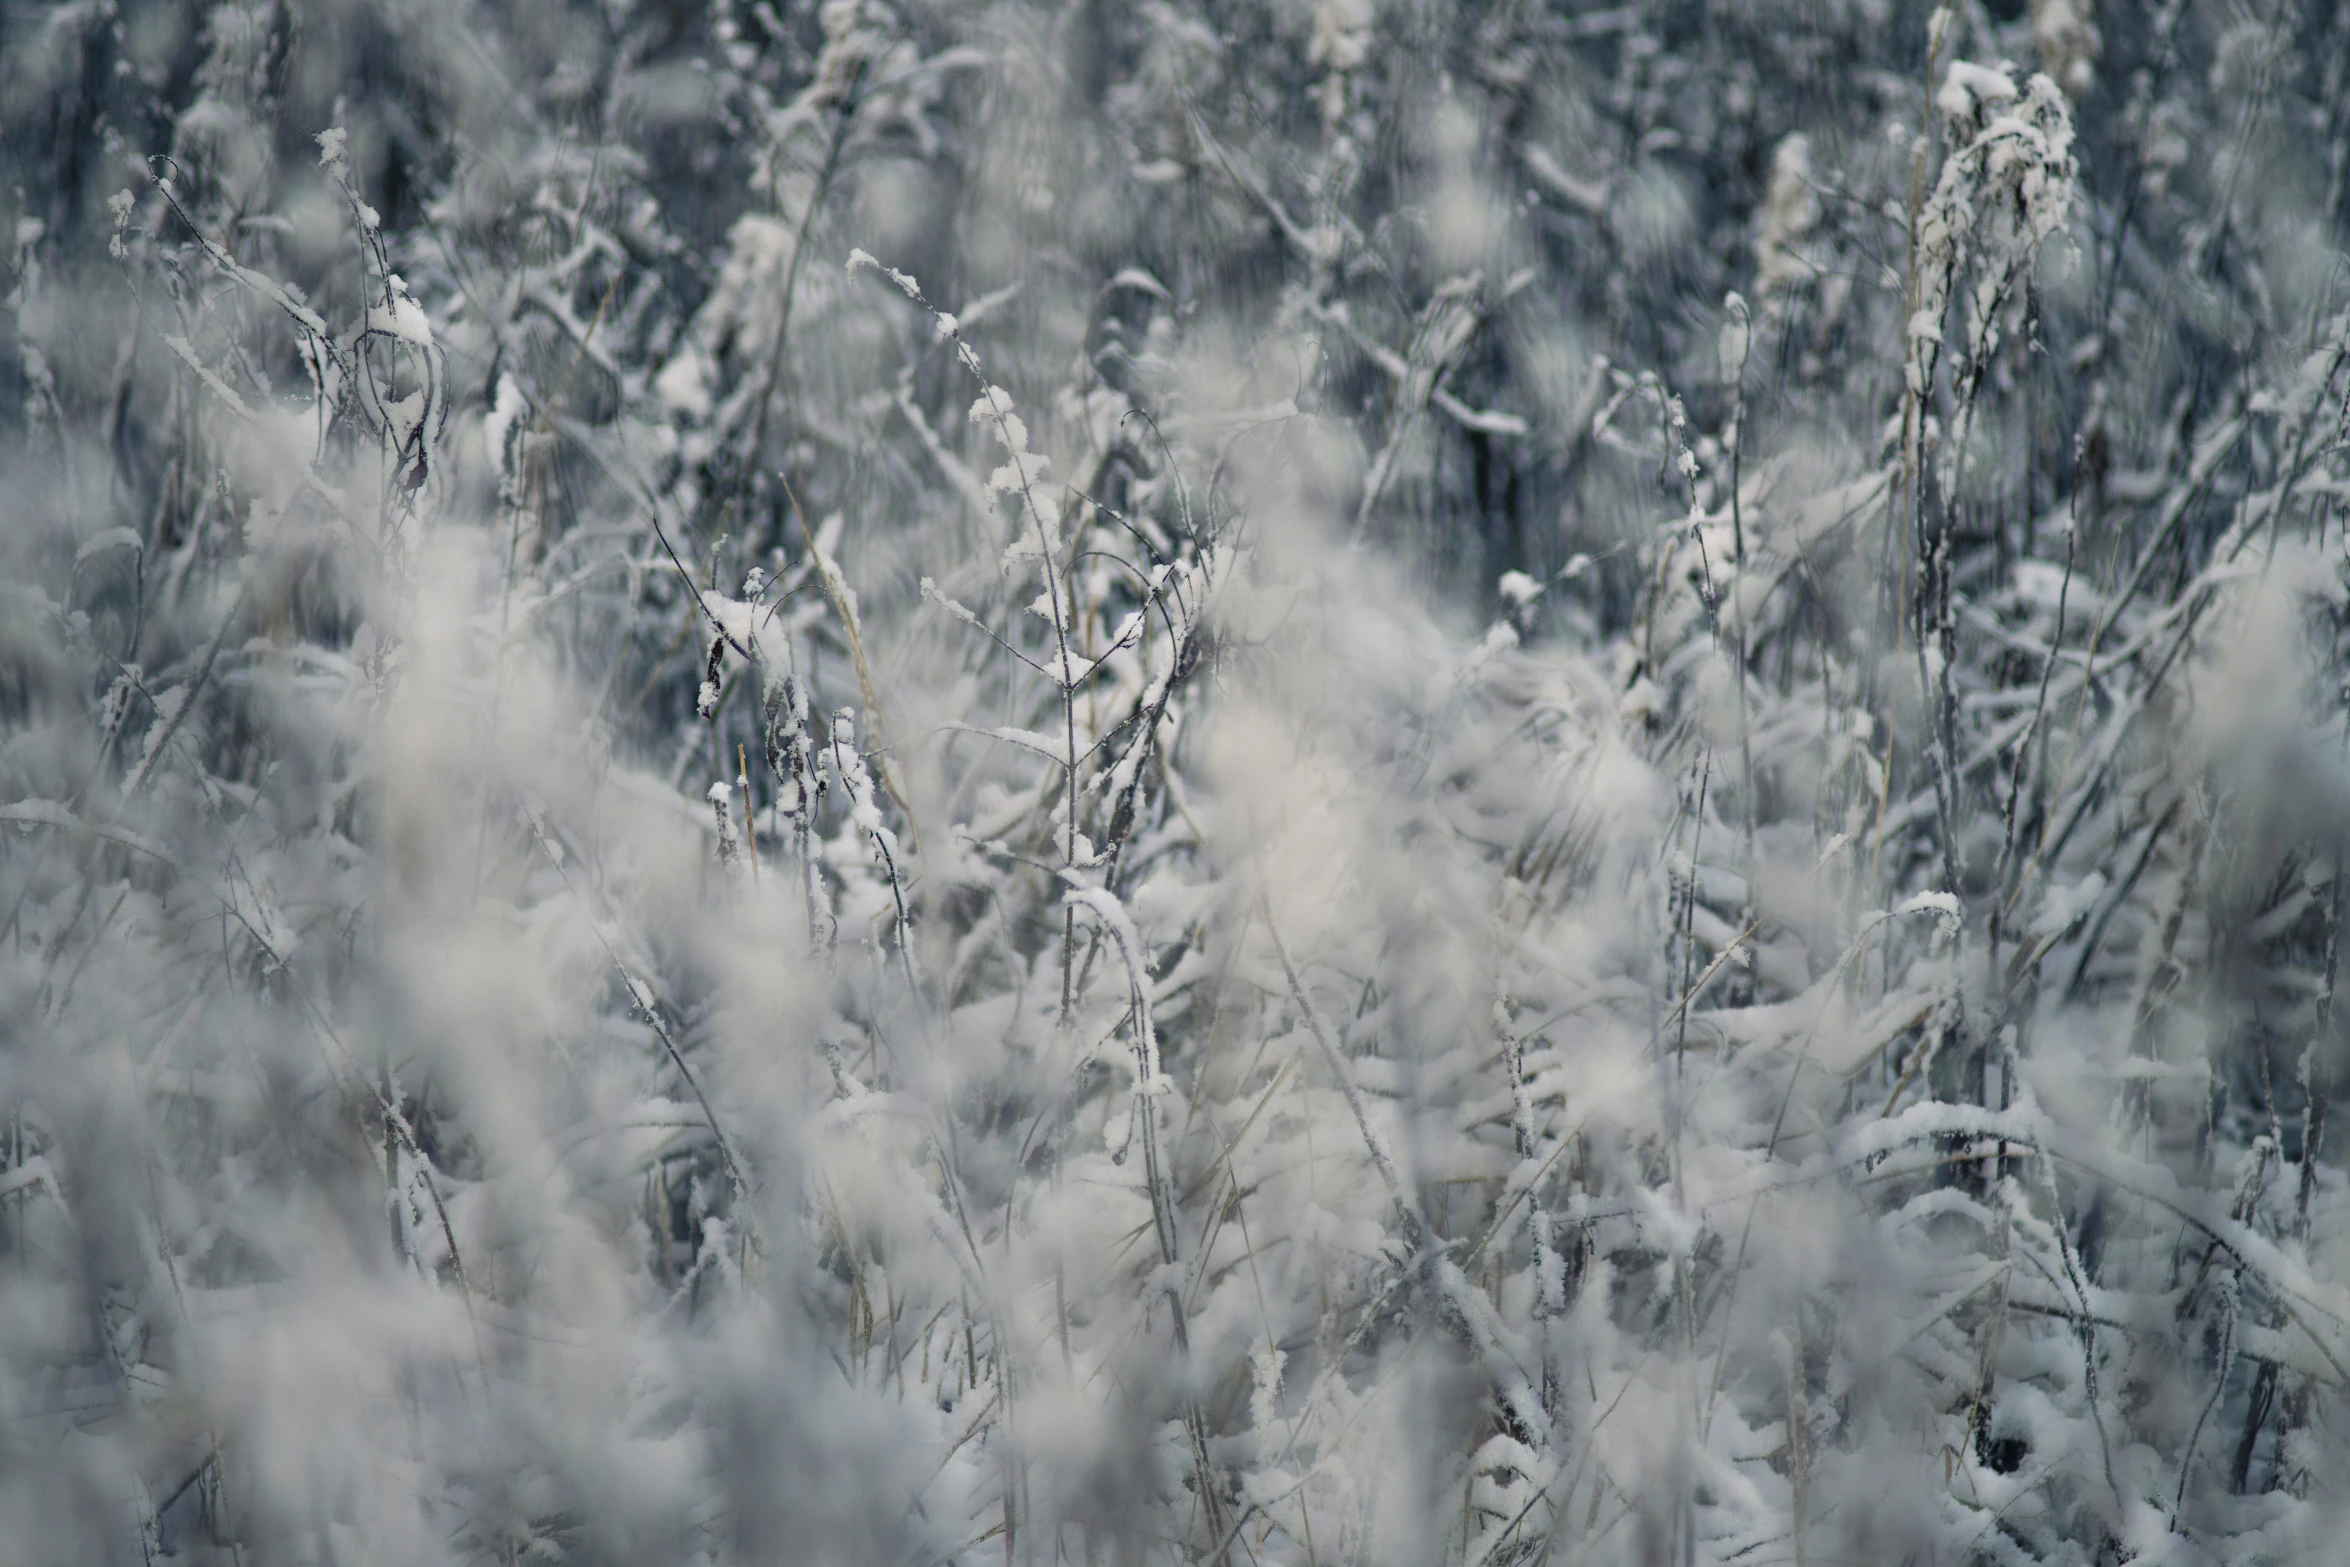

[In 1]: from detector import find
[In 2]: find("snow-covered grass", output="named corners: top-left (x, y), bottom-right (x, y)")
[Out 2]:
top-left (8, 1), bottom-right (2350, 1562)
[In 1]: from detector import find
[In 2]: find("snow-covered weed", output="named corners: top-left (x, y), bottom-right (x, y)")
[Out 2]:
top-left (6, 2), bottom-right (2350, 1564)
